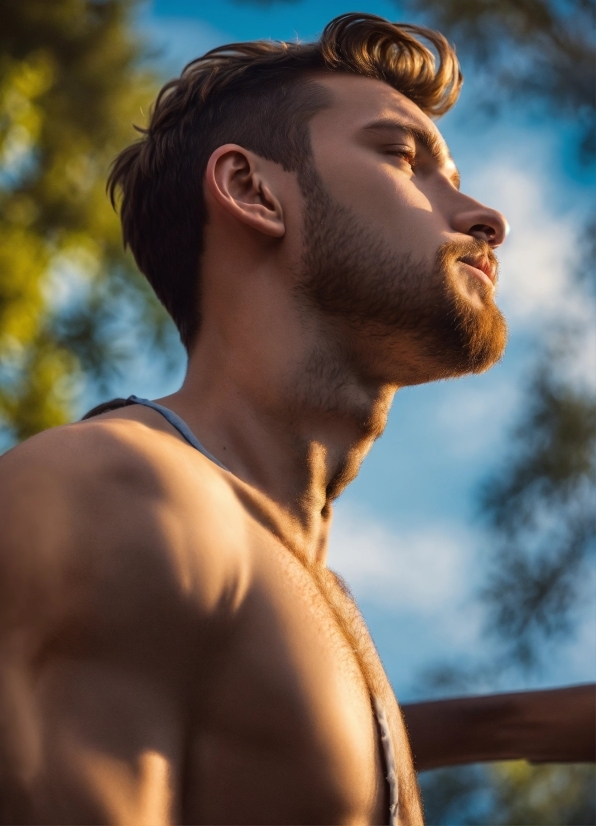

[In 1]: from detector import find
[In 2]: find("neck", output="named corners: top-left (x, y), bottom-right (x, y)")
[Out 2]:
top-left (160, 283), bottom-right (396, 566)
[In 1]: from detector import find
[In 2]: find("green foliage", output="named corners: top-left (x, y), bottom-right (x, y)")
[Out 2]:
top-left (478, 354), bottom-right (596, 667)
top-left (492, 762), bottom-right (596, 826)
top-left (420, 762), bottom-right (596, 825)
top-left (467, 214), bottom-right (594, 673)
top-left (0, 0), bottom-right (173, 444)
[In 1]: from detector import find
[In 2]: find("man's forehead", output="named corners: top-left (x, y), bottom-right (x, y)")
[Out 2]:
top-left (313, 73), bottom-right (451, 159)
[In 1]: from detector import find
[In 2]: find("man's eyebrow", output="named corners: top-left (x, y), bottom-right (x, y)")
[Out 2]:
top-left (362, 117), bottom-right (461, 189)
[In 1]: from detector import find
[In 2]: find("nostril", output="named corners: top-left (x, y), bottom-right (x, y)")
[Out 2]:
top-left (469, 224), bottom-right (495, 242)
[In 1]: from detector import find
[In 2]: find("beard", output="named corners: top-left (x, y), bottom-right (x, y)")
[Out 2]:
top-left (295, 163), bottom-right (508, 384)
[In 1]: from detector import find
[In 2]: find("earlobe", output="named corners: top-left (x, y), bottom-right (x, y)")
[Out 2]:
top-left (206, 144), bottom-right (285, 238)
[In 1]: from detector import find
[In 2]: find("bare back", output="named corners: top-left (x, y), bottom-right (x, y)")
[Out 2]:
top-left (0, 405), bottom-right (422, 825)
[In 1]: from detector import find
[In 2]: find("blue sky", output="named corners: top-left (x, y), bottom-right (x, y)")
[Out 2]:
top-left (123, 0), bottom-right (596, 701)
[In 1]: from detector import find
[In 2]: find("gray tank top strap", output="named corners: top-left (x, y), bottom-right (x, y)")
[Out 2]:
top-left (372, 696), bottom-right (399, 825)
top-left (126, 395), bottom-right (229, 472)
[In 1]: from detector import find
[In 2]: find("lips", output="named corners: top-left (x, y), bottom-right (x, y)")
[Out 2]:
top-left (459, 254), bottom-right (496, 285)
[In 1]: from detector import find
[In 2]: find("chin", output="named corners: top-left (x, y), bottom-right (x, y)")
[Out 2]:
top-left (430, 241), bottom-right (508, 378)
top-left (450, 302), bottom-right (508, 377)
top-left (412, 298), bottom-right (508, 384)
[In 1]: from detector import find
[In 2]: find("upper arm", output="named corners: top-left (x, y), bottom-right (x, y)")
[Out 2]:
top-left (0, 424), bottom-right (232, 824)
top-left (1, 646), bottom-right (182, 824)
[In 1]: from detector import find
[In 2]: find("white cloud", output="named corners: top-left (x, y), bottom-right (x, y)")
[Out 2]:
top-left (461, 145), bottom-right (595, 388)
top-left (466, 158), bottom-right (586, 327)
top-left (327, 504), bottom-right (485, 651)
top-left (328, 503), bottom-right (472, 612)
top-left (434, 376), bottom-right (520, 459)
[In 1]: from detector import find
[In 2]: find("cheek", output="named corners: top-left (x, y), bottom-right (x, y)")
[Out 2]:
top-left (360, 178), bottom-right (441, 255)
top-left (370, 184), bottom-right (431, 224)
top-left (327, 159), bottom-right (437, 234)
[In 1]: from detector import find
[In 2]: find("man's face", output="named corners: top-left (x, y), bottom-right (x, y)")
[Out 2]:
top-left (297, 73), bottom-right (508, 385)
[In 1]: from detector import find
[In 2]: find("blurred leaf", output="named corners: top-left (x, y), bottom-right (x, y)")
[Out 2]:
top-left (476, 212), bottom-right (596, 667)
top-left (490, 762), bottom-right (596, 826)
top-left (0, 0), bottom-right (175, 445)
top-left (420, 762), bottom-right (596, 825)
top-left (477, 364), bottom-right (596, 668)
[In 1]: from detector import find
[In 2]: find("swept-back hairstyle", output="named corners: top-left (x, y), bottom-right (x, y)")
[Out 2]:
top-left (108, 13), bottom-right (462, 349)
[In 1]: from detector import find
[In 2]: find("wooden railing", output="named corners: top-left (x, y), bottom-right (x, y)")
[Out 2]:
top-left (401, 683), bottom-right (596, 772)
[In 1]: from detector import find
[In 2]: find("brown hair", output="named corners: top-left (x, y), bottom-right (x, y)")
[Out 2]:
top-left (108, 12), bottom-right (462, 350)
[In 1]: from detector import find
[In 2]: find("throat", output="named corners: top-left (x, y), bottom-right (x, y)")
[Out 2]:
top-left (177, 336), bottom-right (397, 559)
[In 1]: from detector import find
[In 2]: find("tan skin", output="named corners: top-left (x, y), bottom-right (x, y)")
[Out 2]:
top-left (0, 74), bottom-right (507, 825)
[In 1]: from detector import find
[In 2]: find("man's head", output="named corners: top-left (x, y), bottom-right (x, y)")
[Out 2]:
top-left (109, 12), bottom-right (507, 382)
top-left (294, 72), bottom-right (508, 384)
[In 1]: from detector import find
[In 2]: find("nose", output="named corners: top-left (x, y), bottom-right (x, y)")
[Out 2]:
top-left (451, 196), bottom-right (509, 249)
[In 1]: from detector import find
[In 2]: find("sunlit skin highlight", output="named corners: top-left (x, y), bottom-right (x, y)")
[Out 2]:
top-left (0, 73), bottom-right (508, 826)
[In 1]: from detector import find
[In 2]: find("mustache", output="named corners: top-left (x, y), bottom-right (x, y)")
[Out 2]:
top-left (437, 237), bottom-right (499, 286)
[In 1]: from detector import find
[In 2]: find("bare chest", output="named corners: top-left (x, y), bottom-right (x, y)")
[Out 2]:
top-left (183, 538), bottom-right (394, 825)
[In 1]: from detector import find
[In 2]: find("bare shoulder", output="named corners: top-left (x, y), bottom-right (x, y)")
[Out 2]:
top-left (0, 417), bottom-right (252, 823)
top-left (0, 413), bottom-right (247, 639)
top-left (0, 407), bottom-right (233, 513)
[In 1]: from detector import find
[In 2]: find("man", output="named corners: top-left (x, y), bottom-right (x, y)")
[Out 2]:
top-left (0, 13), bottom-right (508, 825)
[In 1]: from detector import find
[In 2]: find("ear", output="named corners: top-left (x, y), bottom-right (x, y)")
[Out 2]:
top-left (205, 144), bottom-right (285, 238)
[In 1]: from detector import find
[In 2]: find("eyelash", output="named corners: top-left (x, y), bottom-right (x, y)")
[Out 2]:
top-left (388, 149), bottom-right (417, 169)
